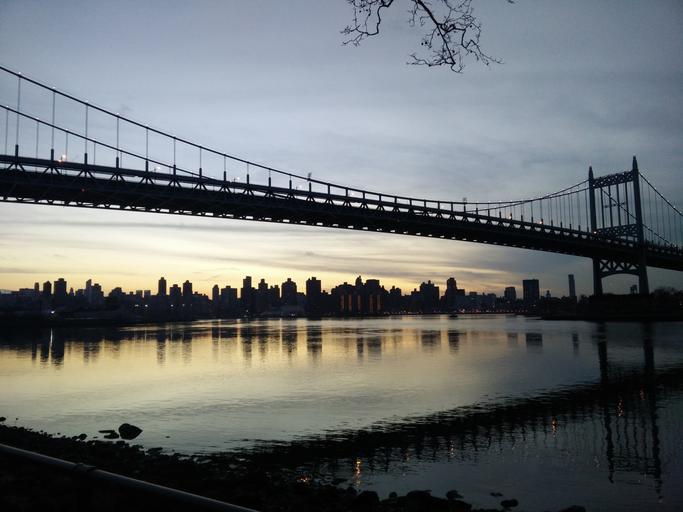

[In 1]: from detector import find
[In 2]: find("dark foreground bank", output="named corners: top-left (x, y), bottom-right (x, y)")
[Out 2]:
top-left (0, 424), bottom-right (587, 512)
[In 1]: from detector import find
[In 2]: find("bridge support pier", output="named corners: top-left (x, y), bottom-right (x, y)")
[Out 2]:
top-left (592, 258), bottom-right (603, 296)
top-left (592, 258), bottom-right (648, 296)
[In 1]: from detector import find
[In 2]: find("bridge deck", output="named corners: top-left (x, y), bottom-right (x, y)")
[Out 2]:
top-left (1, 155), bottom-right (682, 272)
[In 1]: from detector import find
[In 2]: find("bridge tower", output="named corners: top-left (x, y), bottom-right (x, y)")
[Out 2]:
top-left (588, 157), bottom-right (649, 296)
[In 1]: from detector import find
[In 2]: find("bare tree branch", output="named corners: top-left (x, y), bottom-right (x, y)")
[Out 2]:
top-left (342, 0), bottom-right (512, 73)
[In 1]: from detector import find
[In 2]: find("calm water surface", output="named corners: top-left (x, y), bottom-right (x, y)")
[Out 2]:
top-left (1, 315), bottom-right (682, 511)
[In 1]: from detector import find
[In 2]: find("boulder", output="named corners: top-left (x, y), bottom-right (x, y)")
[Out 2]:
top-left (446, 489), bottom-right (463, 500)
top-left (353, 490), bottom-right (379, 511)
top-left (118, 423), bottom-right (143, 440)
top-left (401, 490), bottom-right (452, 511)
top-left (501, 498), bottom-right (519, 508)
top-left (450, 501), bottom-right (473, 512)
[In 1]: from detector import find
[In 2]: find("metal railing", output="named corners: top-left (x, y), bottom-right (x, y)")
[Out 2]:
top-left (0, 441), bottom-right (258, 511)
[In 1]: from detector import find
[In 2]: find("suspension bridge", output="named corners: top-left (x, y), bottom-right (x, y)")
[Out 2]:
top-left (1, 65), bottom-right (681, 295)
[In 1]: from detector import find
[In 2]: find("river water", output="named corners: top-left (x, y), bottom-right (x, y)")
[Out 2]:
top-left (1, 315), bottom-right (682, 510)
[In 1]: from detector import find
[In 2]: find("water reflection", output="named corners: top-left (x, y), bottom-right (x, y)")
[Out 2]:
top-left (447, 331), bottom-right (461, 352)
top-left (525, 332), bottom-right (543, 352)
top-left (295, 365), bottom-right (678, 507)
top-left (420, 330), bottom-right (441, 351)
top-left (1, 318), bottom-right (682, 510)
top-left (307, 326), bottom-right (322, 362)
top-left (506, 331), bottom-right (518, 347)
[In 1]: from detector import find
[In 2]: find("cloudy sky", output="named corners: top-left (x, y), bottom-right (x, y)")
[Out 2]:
top-left (0, 0), bottom-right (682, 296)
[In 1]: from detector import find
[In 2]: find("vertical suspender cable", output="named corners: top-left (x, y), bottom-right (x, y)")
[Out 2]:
top-left (530, 200), bottom-right (534, 222)
top-left (616, 184), bottom-right (621, 226)
top-left (647, 182), bottom-right (653, 243)
top-left (51, 90), bottom-right (55, 160)
top-left (4, 109), bottom-right (9, 155)
top-left (624, 182), bottom-right (630, 226)
top-left (608, 187), bottom-right (614, 228)
top-left (116, 115), bottom-right (120, 167)
top-left (15, 74), bottom-right (21, 154)
top-left (569, 188), bottom-right (574, 228)
top-left (655, 189), bottom-right (661, 243)
top-left (585, 188), bottom-right (590, 232)
top-left (145, 126), bottom-right (149, 172)
top-left (600, 189), bottom-right (605, 229)
top-left (667, 199), bottom-right (673, 246)
top-left (662, 196), bottom-right (673, 243)
top-left (84, 104), bottom-right (88, 163)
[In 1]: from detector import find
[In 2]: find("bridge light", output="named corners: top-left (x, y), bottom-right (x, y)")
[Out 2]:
top-left (60, 154), bottom-right (67, 162)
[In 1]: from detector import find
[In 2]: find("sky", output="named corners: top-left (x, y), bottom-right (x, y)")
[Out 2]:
top-left (0, 0), bottom-right (682, 296)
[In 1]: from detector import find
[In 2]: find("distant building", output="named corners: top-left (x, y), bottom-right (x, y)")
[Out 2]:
top-left (419, 280), bottom-right (440, 312)
top-left (443, 277), bottom-right (459, 311)
top-left (306, 277), bottom-right (322, 316)
top-left (268, 285), bottom-right (280, 309)
top-left (53, 278), bottom-right (68, 305)
top-left (158, 277), bottom-right (167, 296)
top-left (241, 276), bottom-right (254, 312)
top-left (169, 284), bottom-right (181, 305)
top-left (387, 286), bottom-right (403, 312)
top-left (282, 278), bottom-right (298, 306)
top-left (522, 279), bottom-right (540, 303)
top-left (183, 280), bottom-right (192, 300)
top-left (90, 283), bottom-right (104, 307)
top-left (568, 274), bottom-right (576, 299)
top-left (504, 286), bottom-right (517, 301)
top-left (365, 278), bottom-right (383, 315)
top-left (333, 282), bottom-right (355, 315)
top-left (220, 286), bottom-right (239, 315)
top-left (42, 280), bottom-right (52, 297)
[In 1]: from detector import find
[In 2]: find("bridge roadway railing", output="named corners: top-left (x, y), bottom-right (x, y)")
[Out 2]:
top-left (0, 153), bottom-right (619, 242)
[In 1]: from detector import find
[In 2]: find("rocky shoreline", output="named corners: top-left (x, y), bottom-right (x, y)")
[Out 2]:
top-left (0, 423), bottom-right (586, 512)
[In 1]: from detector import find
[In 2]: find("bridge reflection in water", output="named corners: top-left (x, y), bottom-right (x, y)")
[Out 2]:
top-left (0, 319), bottom-right (681, 509)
